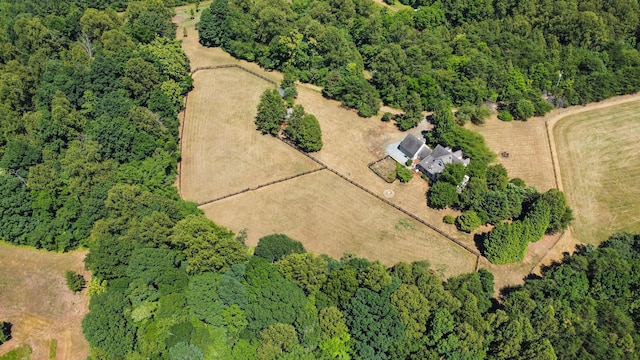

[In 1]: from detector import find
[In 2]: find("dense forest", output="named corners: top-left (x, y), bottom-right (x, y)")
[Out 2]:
top-left (199, 0), bottom-right (640, 119)
top-left (0, 0), bottom-right (639, 358)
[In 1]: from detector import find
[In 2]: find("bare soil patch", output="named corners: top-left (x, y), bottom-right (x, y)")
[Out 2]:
top-left (471, 116), bottom-right (557, 192)
top-left (201, 170), bottom-right (477, 278)
top-left (554, 99), bottom-right (640, 244)
top-left (0, 243), bottom-right (90, 359)
top-left (179, 68), bottom-right (321, 203)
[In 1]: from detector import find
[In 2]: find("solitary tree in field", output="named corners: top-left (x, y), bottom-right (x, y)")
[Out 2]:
top-left (255, 89), bottom-right (286, 135)
top-left (65, 270), bottom-right (86, 293)
top-left (286, 106), bottom-right (323, 152)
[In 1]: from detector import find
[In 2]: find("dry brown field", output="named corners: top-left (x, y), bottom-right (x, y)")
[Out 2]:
top-left (201, 170), bottom-right (477, 278)
top-left (554, 100), bottom-right (640, 245)
top-left (471, 116), bottom-right (557, 192)
top-left (173, 3), bottom-right (588, 285)
top-left (179, 68), bottom-right (321, 203)
top-left (0, 243), bottom-right (90, 359)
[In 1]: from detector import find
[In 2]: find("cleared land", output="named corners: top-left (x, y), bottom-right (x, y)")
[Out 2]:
top-left (179, 68), bottom-right (321, 203)
top-left (0, 243), bottom-right (90, 359)
top-left (472, 116), bottom-right (557, 192)
top-left (174, 4), bottom-right (572, 283)
top-left (202, 170), bottom-right (477, 278)
top-left (554, 100), bottom-right (640, 244)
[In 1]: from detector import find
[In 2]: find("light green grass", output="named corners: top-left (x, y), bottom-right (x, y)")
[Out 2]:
top-left (0, 345), bottom-right (32, 360)
top-left (48, 339), bottom-right (57, 359)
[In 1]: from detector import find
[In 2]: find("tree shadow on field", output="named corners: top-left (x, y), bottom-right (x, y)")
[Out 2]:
top-left (473, 233), bottom-right (486, 255)
top-left (0, 321), bottom-right (13, 343)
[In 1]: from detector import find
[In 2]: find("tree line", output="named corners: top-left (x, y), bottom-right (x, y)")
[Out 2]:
top-left (199, 0), bottom-right (640, 121)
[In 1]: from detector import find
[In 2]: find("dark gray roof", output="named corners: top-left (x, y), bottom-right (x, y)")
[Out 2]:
top-left (398, 134), bottom-right (425, 158)
top-left (417, 146), bottom-right (432, 160)
top-left (417, 144), bottom-right (470, 179)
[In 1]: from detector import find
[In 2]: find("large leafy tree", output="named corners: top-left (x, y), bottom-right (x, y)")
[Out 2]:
top-left (254, 234), bottom-right (306, 263)
top-left (170, 214), bottom-right (246, 274)
top-left (255, 89), bottom-right (286, 135)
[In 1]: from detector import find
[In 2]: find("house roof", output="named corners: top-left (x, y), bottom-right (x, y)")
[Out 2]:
top-left (417, 144), bottom-right (470, 178)
top-left (398, 134), bottom-right (426, 158)
top-left (416, 146), bottom-right (432, 160)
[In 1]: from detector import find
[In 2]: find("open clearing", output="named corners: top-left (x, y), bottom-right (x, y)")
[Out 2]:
top-left (472, 117), bottom-right (557, 192)
top-left (0, 243), bottom-right (90, 359)
top-left (201, 170), bottom-right (477, 278)
top-left (179, 68), bottom-right (321, 203)
top-left (174, 3), bottom-right (573, 283)
top-left (554, 100), bottom-right (640, 244)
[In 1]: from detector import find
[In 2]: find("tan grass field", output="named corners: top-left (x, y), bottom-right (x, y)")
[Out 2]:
top-left (554, 100), bottom-right (640, 245)
top-left (0, 243), bottom-right (90, 359)
top-left (173, 3), bottom-right (573, 284)
top-left (471, 116), bottom-right (557, 192)
top-left (201, 170), bottom-right (477, 278)
top-left (179, 68), bottom-right (321, 203)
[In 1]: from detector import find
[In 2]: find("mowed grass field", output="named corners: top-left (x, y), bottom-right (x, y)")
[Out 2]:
top-left (0, 243), bottom-right (90, 359)
top-left (201, 170), bottom-right (477, 278)
top-left (472, 116), bottom-right (557, 192)
top-left (179, 69), bottom-right (320, 203)
top-left (554, 100), bottom-right (640, 244)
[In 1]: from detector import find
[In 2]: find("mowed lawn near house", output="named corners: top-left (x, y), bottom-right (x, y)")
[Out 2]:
top-left (554, 100), bottom-right (640, 245)
top-left (0, 243), bottom-right (90, 359)
top-left (179, 68), bottom-right (321, 203)
top-left (201, 170), bottom-right (477, 278)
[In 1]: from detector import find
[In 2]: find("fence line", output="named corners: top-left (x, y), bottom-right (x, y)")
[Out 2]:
top-left (278, 137), bottom-right (481, 259)
top-left (197, 167), bottom-right (326, 207)
top-left (190, 64), bottom-right (277, 85)
top-left (177, 64), bottom-right (278, 197)
top-left (368, 156), bottom-right (397, 183)
top-left (180, 64), bottom-right (481, 267)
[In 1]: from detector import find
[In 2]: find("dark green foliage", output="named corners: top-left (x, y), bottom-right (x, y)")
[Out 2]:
top-left (243, 257), bottom-right (308, 337)
top-left (427, 182), bottom-right (458, 209)
top-left (83, 288), bottom-right (135, 357)
top-left (539, 189), bottom-right (573, 234)
top-left (254, 234), bottom-right (305, 263)
top-left (255, 89), bottom-right (286, 135)
top-left (0, 139), bottom-right (41, 176)
top-left (65, 270), bottom-right (86, 293)
top-left (438, 163), bottom-right (466, 186)
top-left (286, 109), bottom-right (323, 152)
top-left (0, 174), bottom-right (36, 245)
top-left (483, 221), bottom-right (530, 264)
top-left (395, 163), bottom-right (413, 183)
top-left (456, 211), bottom-right (482, 233)
top-left (486, 164), bottom-right (508, 191)
top-left (395, 92), bottom-right (423, 130)
top-left (344, 287), bottom-right (406, 359)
